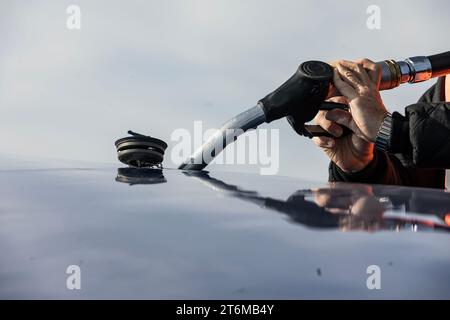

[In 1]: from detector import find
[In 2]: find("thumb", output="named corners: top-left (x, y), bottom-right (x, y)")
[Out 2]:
top-left (326, 96), bottom-right (349, 105)
top-left (333, 68), bottom-right (357, 100)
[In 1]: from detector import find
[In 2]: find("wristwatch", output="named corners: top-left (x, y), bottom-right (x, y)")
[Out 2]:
top-left (374, 112), bottom-right (393, 152)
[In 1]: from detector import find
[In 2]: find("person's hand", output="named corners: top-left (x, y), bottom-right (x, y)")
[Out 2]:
top-left (312, 96), bottom-right (374, 172)
top-left (332, 59), bottom-right (388, 142)
top-left (311, 58), bottom-right (388, 173)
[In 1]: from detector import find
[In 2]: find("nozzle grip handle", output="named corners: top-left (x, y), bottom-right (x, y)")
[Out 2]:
top-left (304, 125), bottom-right (352, 138)
top-left (259, 61), bottom-right (333, 123)
top-left (302, 101), bottom-right (352, 138)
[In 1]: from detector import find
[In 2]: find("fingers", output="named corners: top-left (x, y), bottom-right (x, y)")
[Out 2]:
top-left (326, 61), bottom-right (341, 99)
top-left (323, 108), bottom-right (357, 133)
top-left (355, 58), bottom-right (376, 73)
top-left (333, 68), bottom-right (357, 100)
top-left (333, 60), bottom-right (375, 96)
top-left (312, 136), bottom-right (335, 148)
top-left (327, 59), bottom-right (372, 99)
top-left (355, 58), bottom-right (381, 87)
top-left (339, 60), bottom-right (371, 83)
top-left (313, 191), bottom-right (333, 208)
top-left (314, 110), bottom-right (344, 137)
top-left (326, 84), bottom-right (340, 100)
top-left (327, 95), bottom-right (349, 105)
top-left (335, 62), bottom-right (367, 90)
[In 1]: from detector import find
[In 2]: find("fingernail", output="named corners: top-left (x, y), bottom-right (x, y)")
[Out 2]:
top-left (326, 139), bottom-right (334, 147)
top-left (333, 127), bottom-right (343, 137)
top-left (325, 113), bottom-right (336, 121)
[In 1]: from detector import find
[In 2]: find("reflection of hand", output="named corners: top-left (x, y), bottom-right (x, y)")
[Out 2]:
top-left (340, 196), bottom-right (385, 232)
top-left (313, 184), bottom-right (372, 210)
top-left (313, 184), bottom-right (385, 232)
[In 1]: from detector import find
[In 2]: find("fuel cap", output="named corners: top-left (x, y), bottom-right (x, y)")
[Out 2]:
top-left (115, 130), bottom-right (168, 168)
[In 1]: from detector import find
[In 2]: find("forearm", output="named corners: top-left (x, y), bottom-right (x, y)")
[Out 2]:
top-left (329, 146), bottom-right (445, 189)
top-left (329, 149), bottom-right (411, 185)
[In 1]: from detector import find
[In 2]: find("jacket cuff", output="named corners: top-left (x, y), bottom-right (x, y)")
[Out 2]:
top-left (329, 150), bottom-right (379, 183)
top-left (389, 111), bottom-right (412, 154)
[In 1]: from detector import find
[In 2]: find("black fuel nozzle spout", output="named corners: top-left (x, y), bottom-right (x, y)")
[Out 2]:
top-left (258, 60), bottom-right (336, 137)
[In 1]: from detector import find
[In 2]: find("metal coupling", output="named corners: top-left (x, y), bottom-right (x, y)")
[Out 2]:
top-left (405, 56), bottom-right (432, 83)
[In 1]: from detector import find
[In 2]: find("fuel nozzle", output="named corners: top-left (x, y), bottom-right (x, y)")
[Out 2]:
top-left (258, 60), bottom-right (349, 137)
top-left (178, 51), bottom-right (450, 171)
top-left (259, 51), bottom-right (450, 138)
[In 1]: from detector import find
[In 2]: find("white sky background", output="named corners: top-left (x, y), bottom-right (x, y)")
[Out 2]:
top-left (0, 0), bottom-right (449, 181)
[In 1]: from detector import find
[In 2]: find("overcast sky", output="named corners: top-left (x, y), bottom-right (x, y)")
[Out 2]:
top-left (1, 0), bottom-right (449, 181)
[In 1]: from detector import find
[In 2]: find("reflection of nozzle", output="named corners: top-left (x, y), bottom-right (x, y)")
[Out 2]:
top-left (183, 171), bottom-right (339, 229)
top-left (184, 173), bottom-right (450, 233)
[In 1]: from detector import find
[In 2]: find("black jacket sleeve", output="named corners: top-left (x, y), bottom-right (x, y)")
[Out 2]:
top-left (328, 77), bottom-right (448, 189)
top-left (390, 102), bottom-right (450, 168)
top-left (329, 149), bottom-right (444, 188)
